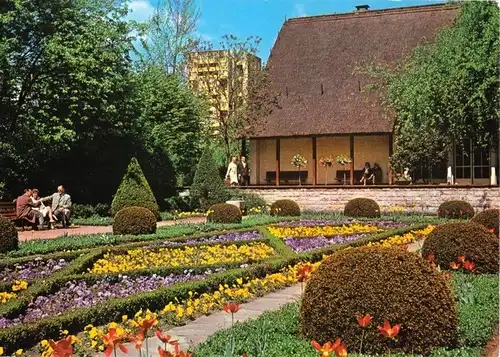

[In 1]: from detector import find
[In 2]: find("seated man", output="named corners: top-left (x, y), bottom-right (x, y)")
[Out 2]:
top-left (16, 189), bottom-right (44, 230)
top-left (359, 162), bottom-right (375, 186)
top-left (40, 185), bottom-right (72, 227)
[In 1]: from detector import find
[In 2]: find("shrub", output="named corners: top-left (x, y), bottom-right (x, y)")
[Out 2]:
top-left (344, 198), bottom-right (380, 218)
top-left (190, 149), bottom-right (230, 210)
top-left (112, 206), bottom-right (157, 235)
top-left (422, 222), bottom-right (499, 274)
top-left (94, 203), bottom-right (111, 217)
top-left (0, 217), bottom-right (18, 253)
top-left (72, 204), bottom-right (96, 219)
top-left (300, 246), bottom-right (458, 355)
top-left (270, 200), bottom-right (300, 217)
top-left (231, 190), bottom-right (267, 213)
top-left (471, 209), bottom-right (499, 236)
top-left (207, 203), bottom-right (242, 224)
top-left (111, 157), bottom-right (160, 220)
top-left (437, 200), bottom-right (474, 219)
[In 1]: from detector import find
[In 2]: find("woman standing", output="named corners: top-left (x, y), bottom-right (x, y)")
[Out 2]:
top-left (225, 156), bottom-right (239, 186)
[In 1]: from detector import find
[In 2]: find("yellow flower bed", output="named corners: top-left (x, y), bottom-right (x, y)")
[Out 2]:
top-left (367, 225), bottom-right (434, 248)
top-left (0, 292), bottom-right (16, 304)
top-left (268, 223), bottom-right (381, 238)
top-left (89, 243), bottom-right (276, 274)
top-left (0, 280), bottom-right (29, 304)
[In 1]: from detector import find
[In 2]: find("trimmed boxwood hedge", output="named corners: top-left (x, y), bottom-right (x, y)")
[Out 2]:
top-left (471, 208), bottom-right (499, 236)
top-left (0, 217), bottom-right (18, 253)
top-left (0, 224), bottom-right (427, 353)
top-left (437, 200), bottom-right (474, 219)
top-left (207, 203), bottom-right (242, 224)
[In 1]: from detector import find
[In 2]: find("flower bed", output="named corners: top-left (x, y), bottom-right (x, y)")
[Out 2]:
top-left (158, 231), bottom-right (262, 247)
top-left (268, 223), bottom-right (382, 238)
top-left (284, 234), bottom-right (369, 253)
top-left (89, 242), bottom-right (276, 274)
top-left (0, 258), bottom-right (69, 283)
top-left (366, 225), bottom-right (435, 248)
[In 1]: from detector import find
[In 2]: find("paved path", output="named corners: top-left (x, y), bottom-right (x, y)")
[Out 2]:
top-left (18, 217), bottom-right (206, 241)
top-left (110, 284), bottom-right (301, 356)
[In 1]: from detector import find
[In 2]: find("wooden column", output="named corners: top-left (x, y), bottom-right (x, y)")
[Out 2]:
top-left (312, 137), bottom-right (317, 185)
top-left (388, 134), bottom-right (394, 185)
top-left (275, 138), bottom-right (280, 186)
top-left (470, 139), bottom-right (474, 185)
top-left (349, 135), bottom-right (355, 185)
top-left (255, 140), bottom-right (260, 185)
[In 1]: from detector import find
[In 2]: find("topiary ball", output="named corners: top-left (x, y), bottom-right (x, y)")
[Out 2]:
top-left (422, 222), bottom-right (499, 274)
top-left (0, 217), bottom-right (19, 253)
top-left (300, 246), bottom-right (458, 355)
top-left (344, 198), bottom-right (380, 218)
top-left (270, 199), bottom-right (301, 217)
top-left (207, 203), bottom-right (242, 224)
top-left (437, 200), bottom-right (474, 219)
top-left (471, 209), bottom-right (499, 236)
top-left (113, 206), bottom-right (157, 235)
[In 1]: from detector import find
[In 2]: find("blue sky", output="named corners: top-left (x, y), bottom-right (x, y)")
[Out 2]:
top-left (127, 0), bottom-right (447, 62)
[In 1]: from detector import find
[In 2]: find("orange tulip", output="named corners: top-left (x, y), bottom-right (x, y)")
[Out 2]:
top-left (427, 252), bottom-right (435, 263)
top-left (48, 336), bottom-right (73, 357)
top-left (129, 330), bottom-right (145, 350)
top-left (156, 329), bottom-right (178, 345)
top-left (399, 245), bottom-right (408, 251)
top-left (138, 317), bottom-right (157, 332)
top-left (356, 314), bottom-right (372, 327)
top-left (335, 342), bottom-right (348, 357)
top-left (296, 263), bottom-right (313, 283)
top-left (488, 228), bottom-right (495, 233)
top-left (457, 256), bottom-right (466, 263)
top-left (223, 302), bottom-right (241, 314)
top-left (102, 328), bottom-right (128, 357)
top-left (158, 347), bottom-right (174, 357)
top-left (463, 260), bottom-right (476, 272)
top-left (377, 320), bottom-right (401, 339)
top-left (312, 339), bottom-right (341, 357)
top-left (442, 272), bottom-right (452, 280)
top-left (450, 262), bottom-right (461, 270)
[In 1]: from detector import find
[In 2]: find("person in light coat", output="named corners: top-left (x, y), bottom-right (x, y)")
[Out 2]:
top-left (40, 185), bottom-right (72, 227)
top-left (225, 156), bottom-right (239, 186)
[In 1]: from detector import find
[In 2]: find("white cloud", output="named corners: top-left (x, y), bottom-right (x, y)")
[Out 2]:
top-left (294, 3), bottom-right (307, 17)
top-left (127, 0), bottom-right (155, 23)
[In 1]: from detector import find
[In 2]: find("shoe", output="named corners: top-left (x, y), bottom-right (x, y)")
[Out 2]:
top-left (50, 223), bottom-right (55, 230)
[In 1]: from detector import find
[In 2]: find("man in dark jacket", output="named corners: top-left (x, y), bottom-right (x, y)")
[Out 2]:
top-left (238, 155), bottom-right (251, 186)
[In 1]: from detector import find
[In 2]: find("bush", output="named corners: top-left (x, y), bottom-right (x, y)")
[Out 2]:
top-left (437, 200), bottom-right (474, 219)
top-left (344, 198), bottom-right (380, 218)
top-left (111, 157), bottom-right (160, 220)
top-left (112, 206), bottom-right (157, 235)
top-left (190, 149), bottom-right (230, 210)
top-left (270, 200), bottom-right (300, 217)
top-left (471, 209), bottom-right (499, 236)
top-left (422, 222), bottom-right (499, 274)
top-left (0, 217), bottom-right (18, 253)
top-left (72, 204), bottom-right (96, 219)
top-left (207, 203), bottom-right (242, 224)
top-left (94, 203), bottom-right (111, 217)
top-left (300, 246), bottom-right (458, 355)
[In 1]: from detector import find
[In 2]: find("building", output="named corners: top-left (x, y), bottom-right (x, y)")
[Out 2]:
top-left (188, 50), bottom-right (262, 128)
top-left (247, 3), bottom-right (498, 186)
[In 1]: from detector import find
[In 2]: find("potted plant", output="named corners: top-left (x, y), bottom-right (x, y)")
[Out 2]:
top-left (291, 154), bottom-right (307, 186)
top-left (335, 154), bottom-right (352, 185)
top-left (319, 156), bottom-right (333, 185)
top-left (394, 168), bottom-right (412, 185)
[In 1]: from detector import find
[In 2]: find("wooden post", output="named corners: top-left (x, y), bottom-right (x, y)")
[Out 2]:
top-left (388, 134), bottom-right (393, 185)
top-left (312, 137), bottom-right (317, 185)
top-left (349, 135), bottom-right (355, 185)
top-left (276, 138), bottom-right (280, 186)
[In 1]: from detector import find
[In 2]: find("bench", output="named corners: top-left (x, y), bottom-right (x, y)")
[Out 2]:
top-left (266, 171), bottom-right (308, 185)
top-left (0, 201), bottom-right (31, 229)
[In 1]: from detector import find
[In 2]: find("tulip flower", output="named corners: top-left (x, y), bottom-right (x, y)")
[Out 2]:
top-left (335, 342), bottom-right (348, 357)
top-left (463, 260), bottom-right (476, 272)
top-left (102, 328), bottom-right (128, 357)
top-left (356, 313), bottom-right (372, 353)
top-left (312, 339), bottom-right (341, 357)
top-left (129, 330), bottom-right (145, 350)
top-left (457, 256), bottom-right (466, 263)
top-left (377, 320), bottom-right (401, 340)
top-left (158, 347), bottom-right (174, 357)
top-left (450, 262), bottom-right (461, 270)
top-left (138, 317), bottom-right (158, 333)
top-left (156, 329), bottom-right (179, 352)
top-left (48, 336), bottom-right (73, 357)
top-left (223, 302), bottom-right (241, 326)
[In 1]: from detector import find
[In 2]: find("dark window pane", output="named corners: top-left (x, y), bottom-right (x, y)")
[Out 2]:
top-left (482, 167), bottom-right (489, 179)
top-left (456, 149), bottom-right (463, 166)
top-left (463, 152), bottom-right (470, 165)
top-left (474, 167), bottom-right (482, 179)
top-left (456, 167), bottom-right (464, 179)
top-left (463, 167), bottom-right (471, 178)
top-left (474, 148), bottom-right (482, 164)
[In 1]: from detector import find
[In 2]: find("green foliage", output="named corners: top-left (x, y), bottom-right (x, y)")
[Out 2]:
top-left (112, 206), bottom-right (157, 235)
top-left (270, 200), bottom-right (300, 217)
top-left (452, 273), bottom-right (499, 347)
top-left (422, 222), bottom-right (499, 274)
top-left (344, 198), bottom-right (381, 218)
top-left (0, 217), bottom-right (18, 253)
top-left (437, 201), bottom-right (474, 219)
top-left (231, 190), bottom-right (267, 212)
top-left (207, 203), bottom-right (242, 224)
top-left (190, 149), bottom-right (231, 210)
top-left (72, 204), bottom-right (110, 219)
top-left (300, 246), bottom-right (458, 355)
top-left (471, 208), bottom-right (499, 236)
top-left (111, 157), bottom-right (160, 220)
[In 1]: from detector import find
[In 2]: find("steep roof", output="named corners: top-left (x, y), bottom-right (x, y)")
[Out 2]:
top-left (252, 3), bottom-right (458, 138)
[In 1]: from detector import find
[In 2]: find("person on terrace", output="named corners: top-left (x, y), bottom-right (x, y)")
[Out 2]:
top-left (225, 156), bottom-right (239, 186)
top-left (360, 162), bottom-right (375, 186)
top-left (40, 185), bottom-right (72, 227)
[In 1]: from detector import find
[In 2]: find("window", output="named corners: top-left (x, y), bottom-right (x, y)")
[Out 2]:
top-left (454, 138), bottom-right (490, 180)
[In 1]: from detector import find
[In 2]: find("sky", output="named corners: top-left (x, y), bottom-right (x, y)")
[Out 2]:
top-left (127, 0), bottom-right (449, 63)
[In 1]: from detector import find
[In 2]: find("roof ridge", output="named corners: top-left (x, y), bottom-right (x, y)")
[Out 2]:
top-left (285, 3), bottom-right (458, 24)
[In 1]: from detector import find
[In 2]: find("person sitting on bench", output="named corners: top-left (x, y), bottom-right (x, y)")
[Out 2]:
top-left (16, 189), bottom-right (44, 230)
top-left (359, 162), bottom-right (375, 186)
top-left (31, 189), bottom-right (55, 229)
top-left (40, 185), bottom-right (72, 228)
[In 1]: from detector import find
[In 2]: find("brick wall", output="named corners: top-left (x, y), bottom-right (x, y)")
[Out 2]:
top-left (243, 187), bottom-right (499, 213)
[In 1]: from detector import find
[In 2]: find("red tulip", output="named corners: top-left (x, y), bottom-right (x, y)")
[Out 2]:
top-left (129, 330), bottom-right (145, 350)
top-left (463, 260), bottom-right (476, 272)
top-left (377, 320), bottom-right (401, 339)
top-left (156, 329), bottom-right (178, 345)
top-left (48, 336), bottom-right (73, 357)
top-left (427, 252), bottom-right (435, 264)
top-left (450, 262), bottom-right (461, 270)
top-left (356, 314), bottom-right (373, 327)
top-left (102, 328), bottom-right (128, 357)
top-left (457, 256), bottom-right (466, 263)
top-left (296, 263), bottom-right (313, 283)
top-left (138, 317), bottom-right (157, 332)
top-left (223, 302), bottom-right (241, 314)
top-left (488, 228), bottom-right (495, 233)
top-left (158, 346), bottom-right (174, 357)
top-left (312, 339), bottom-right (341, 357)
top-left (335, 342), bottom-right (348, 357)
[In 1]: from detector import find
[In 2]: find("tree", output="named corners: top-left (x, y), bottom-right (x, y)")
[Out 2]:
top-left (190, 148), bottom-right (230, 210)
top-left (359, 1), bottom-right (499, 175)
top-left (190, 35), bottom-right (278, 163)
top-left (111, 157), bottom-right (161, 220)
top-left (138, 0), bottom-right (200, 76)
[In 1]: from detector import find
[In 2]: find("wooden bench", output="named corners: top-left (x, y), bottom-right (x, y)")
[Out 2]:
top-left (0, 201), bottom-right (32, 229)
top-left (266, 171), bottom-right (308, 185)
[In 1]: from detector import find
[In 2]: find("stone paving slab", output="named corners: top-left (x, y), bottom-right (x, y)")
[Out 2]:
top-left (18, 217), bottom-right (206, 241)
top-left (110, 284), bottom-right (302, 356)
